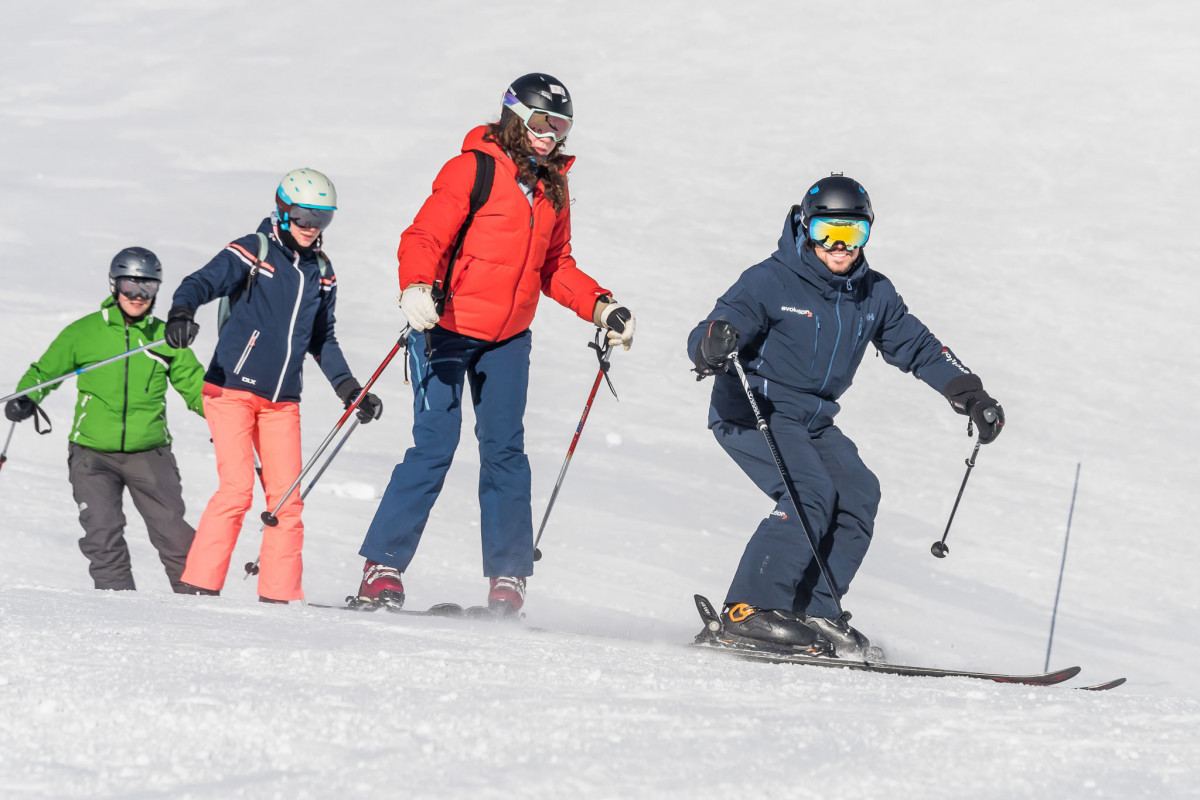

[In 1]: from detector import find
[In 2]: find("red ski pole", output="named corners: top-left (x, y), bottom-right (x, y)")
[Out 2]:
top-left (533, 332), bottom-right (617, 562)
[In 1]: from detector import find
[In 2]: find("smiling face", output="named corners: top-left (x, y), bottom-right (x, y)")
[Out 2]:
top-left (813, 243), bottom-right (860, 275)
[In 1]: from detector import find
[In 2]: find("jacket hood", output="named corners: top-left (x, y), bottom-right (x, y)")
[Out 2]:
top-left (773, 210), bottom-right (870, 300)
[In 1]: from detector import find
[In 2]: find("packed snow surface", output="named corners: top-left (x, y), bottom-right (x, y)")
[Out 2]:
top-left (2, 2), bottom-right (1197, 798)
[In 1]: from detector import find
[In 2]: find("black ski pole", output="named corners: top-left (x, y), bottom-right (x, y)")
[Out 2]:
top-left (259, 329), bottom-right (407, 529)
top-left (1, 339), bottom-right (167, 404)
top-left (730, 354), bottom-right (843, 618)
top-left (244, 418), bottom-right (362, 578)
top-left (0, 422), bottom-right (15, 478)
top-left (930, 406), bottom-right (998, 559)
top-left (532, 331), bottom-right (617, 562)
top-left (1044, 462), bottom-right (1081, 672)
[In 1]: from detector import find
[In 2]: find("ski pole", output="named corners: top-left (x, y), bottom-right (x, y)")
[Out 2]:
top-left (1044, 462), bottom-right (1081, 672)
top-left (532, 331), bottom-right (617, 562)
top-left (1, 339), bottom-right (167, 404)
top-left (0, 422), bottom-right (14, 478)
top-left (730, 354), bottom-right (843, 618)
top-left (930, 406), bottom-right (998, 558)
top-left (259, 329), bottom-right (407, 528)
top-left (244, 418), bottom-right (362, 578)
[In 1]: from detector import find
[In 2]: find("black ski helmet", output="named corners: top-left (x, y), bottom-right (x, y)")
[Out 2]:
top-left (505, 73), bottom-right (573, 118)
top-left (109, 246), bottom-right (162, 294)
top-left (796, 174), bottom-right (875, 240)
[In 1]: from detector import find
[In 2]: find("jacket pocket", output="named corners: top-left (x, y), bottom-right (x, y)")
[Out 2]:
top-left (233, 330), bottom-right (260, 375)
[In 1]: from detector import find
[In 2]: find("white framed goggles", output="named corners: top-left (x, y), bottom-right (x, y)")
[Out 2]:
top-left (809, 217), bottom-right (870, 250)
top-left (503, 91), bottom-right (573, 141)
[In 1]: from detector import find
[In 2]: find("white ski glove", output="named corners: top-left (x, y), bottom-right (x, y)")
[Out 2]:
top-left (399, 283), bottom-right (440, 331)
top-left (594, 297), bottom-right (636, 350)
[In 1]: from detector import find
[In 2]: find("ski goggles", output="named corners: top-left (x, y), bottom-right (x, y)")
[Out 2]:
top-left (503, 91), bottom-right (573, 141)
top-left (115, 277), bottom-right (160, 300)
top-left (808, 217), bottom-right (871, 250)
top-left (281, 203), bottom-right (335, 231)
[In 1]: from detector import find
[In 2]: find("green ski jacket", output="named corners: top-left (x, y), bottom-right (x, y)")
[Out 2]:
top-left (15, 297), bottom-right (205, 453)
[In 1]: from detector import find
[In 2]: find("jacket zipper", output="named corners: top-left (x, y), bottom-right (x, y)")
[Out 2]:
top-left (274, 256), bottom-right (305, 402)
top-left (121, 325), bottom-right (130, 452)
top-left (811, 315), bottom-right (821, 369)
top-left (234, 330), bottom-right (260, 374)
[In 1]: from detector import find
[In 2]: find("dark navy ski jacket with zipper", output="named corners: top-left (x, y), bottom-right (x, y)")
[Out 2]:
top-left (172, 217), bottom-right (353, 403)
top-left (687, 211), bottom-right (973, 432)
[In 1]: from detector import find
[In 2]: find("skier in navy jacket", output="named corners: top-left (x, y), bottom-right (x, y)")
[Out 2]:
top-left (163, 168), bottom-right (382, 603)
top-left (687, 174), bottom-right (1004, 658)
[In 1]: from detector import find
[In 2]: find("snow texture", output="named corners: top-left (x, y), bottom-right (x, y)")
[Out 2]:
top-left (2, 2), bottom-right (1198, 798)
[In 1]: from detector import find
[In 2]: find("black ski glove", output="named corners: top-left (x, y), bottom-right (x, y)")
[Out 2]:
top-left (5, 396), bottom-right (36, 422)
top-left (335, 378), bottom-right (383, 424)
top-left (164, 306), bottom-right (199, 349)
top-left (942, 374), bottom-right (1005, 443)
top-left (693, 320), bottom-right (741, 376)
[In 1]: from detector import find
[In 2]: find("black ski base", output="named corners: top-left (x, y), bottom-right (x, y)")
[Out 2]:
top-left (692, 595), bottom-right (1123, 689)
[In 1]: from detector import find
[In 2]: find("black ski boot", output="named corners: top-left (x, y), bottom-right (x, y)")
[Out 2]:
top-left (803, 611), bottom-right (884, 661)
top-left (719, 603), bottom-right (829, 652)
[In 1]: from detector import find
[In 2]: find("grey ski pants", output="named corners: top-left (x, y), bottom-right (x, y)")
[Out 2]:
top-left (67, 443), bottom-right (195, 592)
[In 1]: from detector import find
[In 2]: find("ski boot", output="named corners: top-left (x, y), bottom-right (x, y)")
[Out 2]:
top-left (349, 560), bottom-right (405, 611)
top-left (487, 576), bottom-right (526, 618)
top-left (803, 611), bottom-right (884, 661)
top-left (718, 603), bottom-right (830, 653)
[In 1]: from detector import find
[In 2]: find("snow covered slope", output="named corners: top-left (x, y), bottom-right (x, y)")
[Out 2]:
top-left (2, 2), bottom-right (1197, 797)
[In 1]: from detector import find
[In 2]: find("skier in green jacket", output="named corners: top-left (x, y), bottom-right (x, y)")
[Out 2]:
top-left (6, 248), bottom-right (206, 592)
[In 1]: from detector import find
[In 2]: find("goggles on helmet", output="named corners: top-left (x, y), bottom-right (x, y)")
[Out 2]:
top-left (809, 217), bottom-right (871, 250)
top-left (115, 276), bottom-right (161, 300)
top-left (503, 91), bottom-right (573, 141)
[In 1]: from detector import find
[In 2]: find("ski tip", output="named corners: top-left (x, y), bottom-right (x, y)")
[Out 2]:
top-left (1078, 677), bottom-right (1127, 691)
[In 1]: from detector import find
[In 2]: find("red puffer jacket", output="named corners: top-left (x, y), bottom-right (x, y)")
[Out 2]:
top-left (397, 126), bottom-right (609, 341)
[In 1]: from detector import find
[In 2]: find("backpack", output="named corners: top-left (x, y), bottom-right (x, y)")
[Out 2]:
top-left (432, 149), bottom-right (495, 314)
top-left (216, 231), bottom-right (331, 332)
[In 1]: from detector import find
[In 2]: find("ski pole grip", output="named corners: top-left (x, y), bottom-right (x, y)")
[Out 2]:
top-left (983, 407), bottom-right (998, 423)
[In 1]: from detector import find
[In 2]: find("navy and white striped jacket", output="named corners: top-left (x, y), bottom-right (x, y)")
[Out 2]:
top-left (173, 216), bottom-right (352, 403)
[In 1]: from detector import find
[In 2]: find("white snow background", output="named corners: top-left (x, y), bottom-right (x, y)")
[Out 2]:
top-left (2, 2), bottom-right (1198, 798)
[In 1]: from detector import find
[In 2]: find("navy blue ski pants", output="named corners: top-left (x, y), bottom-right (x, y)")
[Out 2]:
top-left (359, 328), bottom-right (534, 577)
top-left (714, 417), bottom-right (880, 618)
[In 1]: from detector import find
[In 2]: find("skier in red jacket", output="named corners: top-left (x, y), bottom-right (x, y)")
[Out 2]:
top-left (355, 73), bottom-right (635, 615)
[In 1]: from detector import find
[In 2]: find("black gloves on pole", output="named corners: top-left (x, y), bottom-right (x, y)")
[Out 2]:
top-left (335, 378), bottom-right (383, 424)
top-left (942, 374), bottom-right (1005, 443)
top-left (164, 306), bottom-right (199, 349)
top-left (5, 397), bottom-right (36, 422)
top-left (692, 320), bottom-right (741, 376)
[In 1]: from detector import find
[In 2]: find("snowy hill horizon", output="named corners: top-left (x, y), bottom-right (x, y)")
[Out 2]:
top-left (2, 2), bottom-right (1197, 798)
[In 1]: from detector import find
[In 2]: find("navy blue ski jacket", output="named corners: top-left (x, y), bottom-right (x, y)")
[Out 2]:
top-left (172, 217), bottom-right (353, 403)
top-left (688, 211), bottom-right (972, 432)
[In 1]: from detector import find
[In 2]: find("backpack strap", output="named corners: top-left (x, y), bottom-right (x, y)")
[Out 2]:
top-left (433, 149), bottom-right (494, 315)
top-left (217, 232), bottom-right (270, 333)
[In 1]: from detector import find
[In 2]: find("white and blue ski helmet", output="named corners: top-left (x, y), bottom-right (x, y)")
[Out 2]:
top-left (275, 168), bottom-right (337, 231)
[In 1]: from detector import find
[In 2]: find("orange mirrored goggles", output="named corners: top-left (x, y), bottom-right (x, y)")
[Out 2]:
top-left (809, 218), bottom-right (871, 250)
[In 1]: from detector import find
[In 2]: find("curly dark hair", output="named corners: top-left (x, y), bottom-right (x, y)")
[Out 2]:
top-left (483, 108), bottom-right (570, 213)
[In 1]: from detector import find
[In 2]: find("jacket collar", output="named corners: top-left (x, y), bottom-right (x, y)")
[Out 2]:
top-left (101, 295), bottom-right (154, 331)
